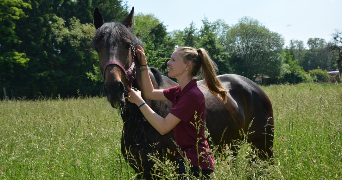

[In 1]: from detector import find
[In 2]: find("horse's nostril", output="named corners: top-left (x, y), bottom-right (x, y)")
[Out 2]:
top-left (118, 81), bottom-right (124, 91)
top-left (103, 81), bottom-right (125, 100)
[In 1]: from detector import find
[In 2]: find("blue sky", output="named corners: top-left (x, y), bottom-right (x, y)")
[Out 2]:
top-left (125, 0), bottom-right (342, 47)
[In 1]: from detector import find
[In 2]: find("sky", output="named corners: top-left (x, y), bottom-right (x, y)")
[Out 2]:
top-left (125, 0), bottom-right (342, 47)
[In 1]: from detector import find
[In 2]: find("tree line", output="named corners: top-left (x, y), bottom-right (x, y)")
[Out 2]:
top-left (1, 0), bottom-right (341, 100)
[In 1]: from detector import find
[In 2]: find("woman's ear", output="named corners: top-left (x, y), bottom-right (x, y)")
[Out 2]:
top-left (186, 62), bottom-right (192, 71)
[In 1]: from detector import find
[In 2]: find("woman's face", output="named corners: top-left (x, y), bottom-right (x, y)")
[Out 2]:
top-left (167, 50), bottom-right (188, 79)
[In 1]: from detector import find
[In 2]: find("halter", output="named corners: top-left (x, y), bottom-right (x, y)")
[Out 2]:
top-left (101, 44), bottom-right (137, 87)
top-left (100, 44), bottom-right (148, 179)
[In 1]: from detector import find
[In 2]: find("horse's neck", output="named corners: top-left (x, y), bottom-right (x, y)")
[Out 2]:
top-left (135, 68), bottom-right (178, 95)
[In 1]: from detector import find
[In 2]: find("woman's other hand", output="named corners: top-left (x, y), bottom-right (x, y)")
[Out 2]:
top-left (126, 86), bottom-right (144, 106)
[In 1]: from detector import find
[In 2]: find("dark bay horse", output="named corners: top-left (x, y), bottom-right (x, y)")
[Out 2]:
top-left (92, 7), bottom-right (274, 179)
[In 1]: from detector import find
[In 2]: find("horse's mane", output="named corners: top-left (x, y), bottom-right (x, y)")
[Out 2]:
top-left (149, 67), bottom-right (164, 86)
top-left (90, 22), bottom-right (143, 49)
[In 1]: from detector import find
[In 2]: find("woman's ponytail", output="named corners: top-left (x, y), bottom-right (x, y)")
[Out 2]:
top-left (176, 47), bottom-right (228, 102)
top-left (197, 48), bottom-right (228, 102)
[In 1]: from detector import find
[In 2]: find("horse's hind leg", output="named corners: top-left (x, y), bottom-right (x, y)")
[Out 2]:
top-left (250, 139), bottom-right (273, 160)
top-left (249, 126), bottom-right (274, 161)
top-left (248, 120), bottom-right (274, 160)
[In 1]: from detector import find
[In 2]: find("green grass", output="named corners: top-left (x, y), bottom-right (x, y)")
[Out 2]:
top-left (0, 83), bottom-right (341, 179)
top-left (0, 97), bottom-right (135, 179)
top-left (263, 83), bottom-right (342, 179)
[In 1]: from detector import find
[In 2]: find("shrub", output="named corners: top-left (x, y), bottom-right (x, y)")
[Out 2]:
top-left (281, 69), bottom-right (307, 84)
top-left (280, 58), bottom-right (307, 84)
top-left (308, 68), bottom-right (330, 83)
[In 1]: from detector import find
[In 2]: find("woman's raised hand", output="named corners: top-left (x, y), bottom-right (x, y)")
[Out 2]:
top-left (135, 45), bottom-right (147, 65)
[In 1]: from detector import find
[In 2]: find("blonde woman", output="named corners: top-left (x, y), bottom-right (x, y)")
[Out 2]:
top-left (127, 45), bottom-right (228, 179)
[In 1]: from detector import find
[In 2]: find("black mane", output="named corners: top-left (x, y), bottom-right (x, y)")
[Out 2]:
top-left (149, 67), bottom-right (164, 86)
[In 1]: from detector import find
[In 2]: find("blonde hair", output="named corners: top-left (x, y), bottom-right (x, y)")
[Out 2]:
top-left (175, 47), bottom-right (228, 102)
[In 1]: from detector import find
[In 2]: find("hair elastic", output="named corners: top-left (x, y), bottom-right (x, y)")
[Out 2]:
top-left (138, 102), bottom-right (146, 109)
top-left (197, 49), bottom-right (202, 54)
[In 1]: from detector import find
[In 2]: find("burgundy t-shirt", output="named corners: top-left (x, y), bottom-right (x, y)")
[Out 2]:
top-left (163, 79), bottom-right (215, 170)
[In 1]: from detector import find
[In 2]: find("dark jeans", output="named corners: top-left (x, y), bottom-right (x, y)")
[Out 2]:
top-left (177, 158), bottom-right (214, 179)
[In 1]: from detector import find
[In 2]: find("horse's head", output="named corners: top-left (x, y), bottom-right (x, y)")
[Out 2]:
top-left (92, 7), bottom-right (143, 108)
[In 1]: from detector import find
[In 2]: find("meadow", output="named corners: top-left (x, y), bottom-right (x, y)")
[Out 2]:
top-left (0, 83), bottom-right (341, 179)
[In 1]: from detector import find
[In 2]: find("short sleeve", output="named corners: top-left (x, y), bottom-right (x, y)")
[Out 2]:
top-left (163, 86), bottom-right (179, 103)
top-left (170, 93), bottom-right (201, 123)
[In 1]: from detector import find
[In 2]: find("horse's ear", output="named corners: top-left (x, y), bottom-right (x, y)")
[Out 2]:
top-left (93, 7), bottom-right (104, 29)
top-left (122, 7), bottom-right (134, 28)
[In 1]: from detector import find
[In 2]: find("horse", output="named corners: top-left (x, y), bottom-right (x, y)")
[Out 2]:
top-left (91, 7), bottom-right (274, 179)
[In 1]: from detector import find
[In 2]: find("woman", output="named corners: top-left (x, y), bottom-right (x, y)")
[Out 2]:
top-left (127, 45), bottom-right (228, 179)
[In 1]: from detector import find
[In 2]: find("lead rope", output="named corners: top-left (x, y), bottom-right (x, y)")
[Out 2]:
top-left (122, 100), bottom-right (149, 179)
top-left (124, 45), bottom-right (149, 179)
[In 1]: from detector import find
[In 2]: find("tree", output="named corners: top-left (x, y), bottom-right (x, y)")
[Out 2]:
top-left (132, 13), bottom-right (176, 73)
top-left (182, 22), bottom-right (198, 47)
top-left (50, 16), bottom-right (99, 97)
top-left (280, 50), bottom-right (307, 84)
top-left (0, 0), bottom-right (31, 90)
top-left (302, 38), bottom-right (333, 71)
top-left (1, 0), bottom-right (129, 99)
top-left (170, 19), bottom-right (231, 75)
top-left (328, 30), bottom-right (342, 76)
top-left (169, 22), bottom-right (199, 48)
top-left (221, 17), bottom-right (284, 81)
top-left (132, 13), bottom-right (160, 39)
top-left (288, 39), bottom-right (306, 66)
top-left (198, 18), bottom-right (231, 75)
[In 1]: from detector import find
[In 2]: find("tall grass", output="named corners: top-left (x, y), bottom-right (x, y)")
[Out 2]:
top-left (0, 83), bottom-right (341, 179)
top-left (0, 97), bottom-right (135, 179)
top-left (264, 83), bottom-right (342, 179)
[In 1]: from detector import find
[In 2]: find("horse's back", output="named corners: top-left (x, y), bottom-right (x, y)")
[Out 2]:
top-left (198, 74), bottom-right (274, 157)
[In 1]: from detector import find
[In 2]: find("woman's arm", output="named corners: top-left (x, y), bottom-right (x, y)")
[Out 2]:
top-left (136, 45), bottom-right (168, 101)
top-left (127, 87), bottom-right (180, 135)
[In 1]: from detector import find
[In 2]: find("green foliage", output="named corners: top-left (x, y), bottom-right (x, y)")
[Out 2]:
top-left (0, 0), bottom-right (128, 99)
top-left (48, 16), bottom-right (100, 97)
top-left (0, 0), bottom-right (31, 88)
top-left (308, 68), bottom-right (330, 83)
top-left (221, 17), bottom-right (284, 81)
top-left (0, 0), bottom-right (31, 45)
top-left (197, 18), bottom-right (231, 75)
top-left (0, 52), bottom-right (29, 84)
top-left (182, 22), bottom-right (198, 47)
top-left (280, 50), bottom-right (307, 84)
top-left (171, 19), bottom-right (232, 75)
top-left (288, 39), bottom-right (306, 66)
top-left (86, 64), bottom-right (103, 83)
top-left (1, 0), bottom-right (339, 99)
top-left (133, 13), bottom-right (176, 73)
top-left (133, 13), bottom-right (160, 40)
top-left (302, 38), bottom-right (334, 71)
top-left (328, 30), bottom-right (342, 77)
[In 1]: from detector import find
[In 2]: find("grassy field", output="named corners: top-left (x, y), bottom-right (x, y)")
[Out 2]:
top-left (0, 83), bottom-right (341, 179)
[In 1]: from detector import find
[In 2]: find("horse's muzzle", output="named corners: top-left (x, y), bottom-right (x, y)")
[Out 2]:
top-left (103, 81), bottom-right (125, 108)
